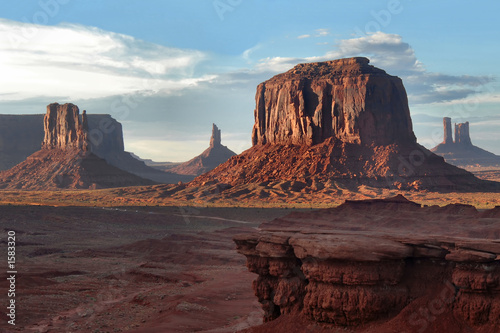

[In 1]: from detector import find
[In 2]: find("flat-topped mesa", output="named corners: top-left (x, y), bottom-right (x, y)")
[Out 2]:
top-left (455, 121), bottom-right (472, 146)
top-left (252, 57), bottom-right (416, 146)
top-left (209, 123), bottom-right (221, 148)
top-left (42, 103), bottom-right (89, 151)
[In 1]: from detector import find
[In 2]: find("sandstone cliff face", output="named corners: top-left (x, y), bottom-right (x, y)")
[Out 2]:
top-left (252, 57), bottom-right (416, 146)
top-left (42, 103), bottom-right (89, 151)
top-left (235, 196), bottom-right (500, 332)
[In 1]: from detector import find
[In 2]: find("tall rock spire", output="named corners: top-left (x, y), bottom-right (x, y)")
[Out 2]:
top-left (454, 122), bottom-right (472, 146)
top-left (210, 123), bottom-right (221, 148)
top-left (443, 117), bottom-right (453, 144)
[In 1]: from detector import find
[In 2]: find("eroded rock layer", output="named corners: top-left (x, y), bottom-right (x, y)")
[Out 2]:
top-left (235, 196), bottom-right (500, 332)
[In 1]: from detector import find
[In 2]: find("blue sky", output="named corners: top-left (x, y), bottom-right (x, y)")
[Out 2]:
top-left (0, 0), bottom-right (499, 161)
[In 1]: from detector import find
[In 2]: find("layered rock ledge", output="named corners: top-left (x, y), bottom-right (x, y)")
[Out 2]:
top-left (235, 195), bottom-right (500, 331)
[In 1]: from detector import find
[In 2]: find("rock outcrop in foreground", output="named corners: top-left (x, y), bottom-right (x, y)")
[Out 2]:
top-left (432, 117), bottom-right (500, 168)
top-left (194, 58), bottom-right (498, 192)
top-left (169, 124), bottom-right (236, 176)
top-left (235, 195), bottom-right (500, 332)
top-left (0, 103), bottom-right (154, 190)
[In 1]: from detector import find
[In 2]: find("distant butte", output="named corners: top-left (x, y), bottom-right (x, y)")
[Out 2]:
top-left (169, 124), bottom-right (236, 176)
top-left (0, 103), bottom-right (155, 190)
top-left (432, 117), bottom-right (500, 168)
top-left (192, 57), bottom-right (498, 192)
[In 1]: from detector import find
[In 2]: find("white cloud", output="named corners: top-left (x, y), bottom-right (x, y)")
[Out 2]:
top-left (253, 32), bottom-right (495, 105)
top-left (0, 19), bottom-right (212, 101)
top-left (315, 28), bottom-right (330, 37)
top-left (297, 34), bottom-right (311, 39)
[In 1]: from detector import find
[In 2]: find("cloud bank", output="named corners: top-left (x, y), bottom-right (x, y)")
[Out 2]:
top-left (0, 19), bottom-right (213, 101)
top-left (254, 32), bottom-right (495, 105)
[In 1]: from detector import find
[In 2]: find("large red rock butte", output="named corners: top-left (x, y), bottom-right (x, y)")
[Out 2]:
top-left (432, 117), bottom-right (500, 168)
top-left (252, 57), bottom-right (415, 146)
top-left (235, 195), bottom-right (500, 332)
top-left (0, 103), bottom-right (154, 190)
top-left (0, 113), bottom-right (193, 184)
top-left (193, 57), bottom-right (498, 192)
top-left (42, 103), bottom-right (89, 151)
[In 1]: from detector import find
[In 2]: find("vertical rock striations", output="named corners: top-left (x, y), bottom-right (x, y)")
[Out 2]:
top-left (251, 57), bottom-right (416, 146)
top-left (42, 103), bottom-right (89, 151)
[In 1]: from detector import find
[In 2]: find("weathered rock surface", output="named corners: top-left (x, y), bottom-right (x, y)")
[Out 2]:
top-left (169, 124), bottom-right (236, 176)
top-left (235, 195), bottom-right (500, 332)
top-left (193, 58), bottom-right (498, 192)
top-left (454, 122), bottom-right (472, 146)
top-left (252, 57), bottom-right (415, 146)
top-left (0, 103), bottom-right (154, 190)
top-left (42, 103), bottom-right (89, 151)
top-left (432, 117), bottom-right (500, 168)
